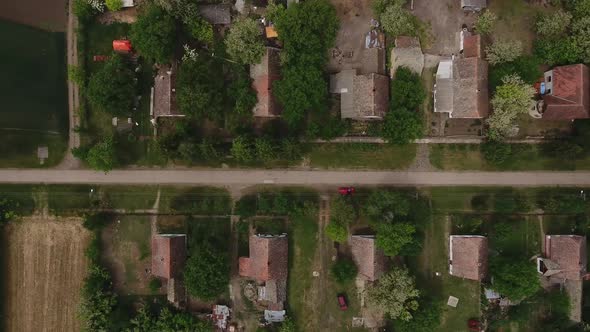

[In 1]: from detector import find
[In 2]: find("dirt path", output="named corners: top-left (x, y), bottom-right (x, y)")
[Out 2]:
top-left (3, 217), bottom-right (91, 332)
top-left (57, 0), bottom-right (81, 170)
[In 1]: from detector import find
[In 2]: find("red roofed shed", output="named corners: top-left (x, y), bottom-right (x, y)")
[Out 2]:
top-left (239, 234), bottom-right (288, 282)
top-left (542, 235), bottom-right (587, 281)
top-left (250, 48), bottom-right (282, 118)
top-left (113, 40), bottom-right (132, 53)
top-left (152, 234), bottom-right (187, 279)
top-left (449, 235), bottom-right (488, 281)
top-left (542, 64), bottom-right (590, 120)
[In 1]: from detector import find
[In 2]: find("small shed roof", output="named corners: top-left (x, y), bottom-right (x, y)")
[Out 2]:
top-left (449, 235), bottom-right (488, 281)
top-left (351, 235), bottom-right (387, 281)
top-left (434, 59), bottom-right (454, 114)
top-left (151, 234), bottom-right (187, 279)
top-left (198, 5), bottom-right (231, 25)
top-left (113, 40), bottom-right (132, 53)
top-left (543, 235), bottom-right (587, 281)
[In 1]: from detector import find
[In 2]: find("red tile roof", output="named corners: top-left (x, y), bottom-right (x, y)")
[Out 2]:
top-left (449, 235), bottom-right (488, 281)
top-left (239, 235), bottom-right (288, 282)
top-left (250, 48), bottom-right (282, 117)
top-left (543, 64), bottom-right (590, 120)
top-left (351, 235), bottom-right (387, 281)
top-left (463, 34), bottom-right (481, 58)
top-left (543, 235), bottom-right (587, 280)
top-left (113, 40), bottom-right (132, 53)
top-left (151, 234), bottom-right (187, 279)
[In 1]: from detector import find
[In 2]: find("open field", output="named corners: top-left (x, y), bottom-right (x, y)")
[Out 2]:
top-left (307, 143), bottom-right (417, 169)
top-left (430, 144), bottom-right (590, 171)
top-left (0, 0), bottom-right (66, 31)
top-left (2, 218), bottom-right (91, 332)
top-left (0, 20), bottom-right (68, 167)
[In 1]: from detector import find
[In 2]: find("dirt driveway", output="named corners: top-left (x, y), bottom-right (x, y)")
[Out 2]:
top-left (411, 0), bottom-right (477, 55)
top-left (3, 217), bottom-right (91, 332)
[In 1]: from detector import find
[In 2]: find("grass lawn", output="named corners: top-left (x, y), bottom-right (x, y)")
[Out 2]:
top-left (0, 184), bottom-right (36, 215)
top-left (429, 144), bottom-right (590, 171)
top-left (488, 0), bottom-right (555, 54)
top-left (287, 208), bottom-right (320, 329)
top-left (186, 217), bottom-right (231, 254)
top-left (409, 214), bottom-right (481, 332)
top-left (99, 185), bottom-right (158, 210)
top-left (46, 184), bottom-right (93, 215)
top-left (306, 143), bottom-right (417, 169)
top-left (159, 186), bottom-right (231, 215)
top-left (116, 214), bottom-right (152, 260)
top-left (0, 19), bottom-right (68, 167)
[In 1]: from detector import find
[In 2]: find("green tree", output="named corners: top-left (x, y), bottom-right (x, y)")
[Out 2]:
top-left (392, 298), bottom-right (442, 332)
top-left (571, 16), bottom-right (590, 63)
top-left (488, 74), bottom-right (536, 140)
top-left (86, 137), bottom-right (117, 173)
top-left (481, 140), bottom-right (512, 166)
top-left (491, 258), bottom-right (540, 301)
top-left (231, 136), bottom-right (255, 163)
top-left (364, 190), bottom-right (410, 222)
top-left (105, 0), bottom-right (123, 11)
top-left (130, 306), bottom-right (212, 331)
top-left (331, 196), bottom-right (356, 224)
top-left (148, 278), bottom-right (162, 293)
top-left (391, 67), bottom-right (426, 110)
top-left (176, 57), bottom-right (224, 119)
top-left (536, 9), bottom-right (572, 37)
top-left (255, 137), bottom-right (277, 163)
top-left (326, 220), bottom-right (348, 242)
top-left (330, 258), bottom-right (358, 283)
top-left (382, 109), bottom-right (423, 144)
top-left (73, 0), bottom-right (97, 23)
top-left (367, 267), bottom-right (420, 321)
top-left (131, 5), bottom-right (176, 63)
top-left (68, 65), bottom-right (85, 85)
top-left (485, 40), bottom-right (523, 65)
top-left (184, 246), bottom-right (229, 300)
top-left (0, 198), bottom-right (18, 223)
top-left (80, 264), bottom-right (117, 331)
top-left (375, 222), bottom-right (416, 257)
top-left (87, 55), bottom-right (135, 116)
top-left (225, 18), bottom-right (266, 64)
top-left (379, 0), bottom-right (415, 37)
top-left (489, 56), bottom-right (541, 90)
top-left (475, 10), bottom-right (497, 35)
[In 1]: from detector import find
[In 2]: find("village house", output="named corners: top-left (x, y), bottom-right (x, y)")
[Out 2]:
top-left (151, 234), bottom-right (187, 308)
top-left (250, 47), bottom-right (282, 118)
top-left (330, 70), bottom-right (389, 120)
top-left (434, 33), bottom-right (489, 119)
top-left (350, 235), bottom-right (387, 282)
top-left (537, 235), bottom-right (587, 322)
top-left (390, 36), bottom-right (424, 77)
top-left (541, 64), bottom-right (590, 120)
top-left (448, 235), bottom-right (488, 281)
top-left (150, 62), bottom-right (184, 127)
top-left (239, 234), bottom-right (288, 322)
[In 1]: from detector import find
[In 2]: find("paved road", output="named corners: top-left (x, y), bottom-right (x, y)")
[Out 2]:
top-left (0, 169), bottom-right (589, 187)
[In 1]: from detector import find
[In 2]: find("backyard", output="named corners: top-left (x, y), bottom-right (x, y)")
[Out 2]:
top-left (0, 19), bottom-right (68, 167)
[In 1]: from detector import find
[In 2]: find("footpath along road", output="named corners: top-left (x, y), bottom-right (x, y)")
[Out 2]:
top-left (0, 169), bottom-right (589, 187)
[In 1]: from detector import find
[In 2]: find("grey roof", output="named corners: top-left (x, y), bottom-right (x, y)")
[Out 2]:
top-left (330, 69), bottom-right (355, 118)
top-left (152, 63), bottom-right (183, 118)
top-left (198, 5), bottom-right (231, 25)
top-left (331, 70), bottom-right (389, 120)
top-left (360, 48), bottom-right (386, 75)
top-left (434, 59), bottom-right (454, 114)
top-left (461, 0), bottom-right (486, 10)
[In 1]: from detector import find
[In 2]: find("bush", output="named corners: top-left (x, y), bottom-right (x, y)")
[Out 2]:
top-left (105, 0), bottom-right (123, 11)
top-left (184, 245), bottom-right (230, 300)
top-left (486, 40), bottom-right (523, 65)
top-left (391, 67), bottom-right (426, 111)
top-left (0, 198), bottom-right (18, 223)
top-left (382, 109), bottom-right (423, 144)
top-left (475, 10), bottom-right (496, 35)
top-left (149, 278), bottom-right (162, 293)
top-left (380, 0), bottom-right (415, 37)
top-left (325, 220), bottom-right (348, 242)
top-left (330, 258), bottom-right (358, 283)
top-left (73, 0), bottom-right (97, 23)
top-left (471, 194), bottom-right (490, 211)
top-left (83, 212), bottom-right (113, 231)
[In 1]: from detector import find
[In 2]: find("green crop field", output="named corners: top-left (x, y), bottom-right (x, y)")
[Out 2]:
top-left (0, 19), bottom-right (68, 167)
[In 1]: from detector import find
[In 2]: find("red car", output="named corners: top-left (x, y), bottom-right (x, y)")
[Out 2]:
top-left (338, 187), bottom-right (355, 196)
top-left (337, 294), bottom-right (348, 311)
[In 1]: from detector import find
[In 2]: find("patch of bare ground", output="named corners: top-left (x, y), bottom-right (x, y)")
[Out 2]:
top-left (3, 217), bottom-right (91, 332)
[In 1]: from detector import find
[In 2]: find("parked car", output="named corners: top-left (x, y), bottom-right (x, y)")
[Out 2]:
top-left (338, 187), bottom-right (355, 196)
top-left (337, 294), bottom-right (348, 311)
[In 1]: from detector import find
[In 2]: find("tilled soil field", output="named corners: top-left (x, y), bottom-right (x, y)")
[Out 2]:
top-left (2, 217), bottom-right (90, 332)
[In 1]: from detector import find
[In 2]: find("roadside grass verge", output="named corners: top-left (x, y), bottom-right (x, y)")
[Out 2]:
top-left (306, 143), bottom-right (417, 169)
top-left (159, 186), bottom-right (231, 215)
top-left (430, 144), bottom-right (590, 171)
top-left (0, 184), bottom-right (36, 215)
top-left (99, 185), bottom-right (158, 210)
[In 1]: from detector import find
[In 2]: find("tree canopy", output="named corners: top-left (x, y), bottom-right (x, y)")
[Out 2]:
top-left (487, 74), bottom-right (535, 140)
top-left (76, 137), bottom-right (117, 173)
top-left (391, 67), bottom-right (426, 111)
top-left (491, 258), bottom-right (540, 301)
top-left (367, 267), bottom-right (420, 321)
top-left (364, 190), bottom-right (410, 222)
top-left (79, 264), bottom-right (117, 331)
top-left (382, 108), bottom-right (423, 145)
top-left (184, 246), bottom-right (229, 300)
top-left (475, 10), bottom-right (496, 35)
top-left (131, 5), bottom-right (176, 63)
top-left (375, 222), bottom-right (416, 257)
top-left (225, 18), bottom-right (266, 64)
top-left (176, 56), bottom-right (224, 120)
top-left (130, 306), bottom-right (212, 331)
top-left (105, 0), bottom-right (123, 11)
top-left (87, 54), bottom-right (135, 116)
top-left (485, 40), bottom-right (523, 65)
top-left (330, 258), bottom-right (358, 283)
top-left (272, 0), bottom-right (339, 128)
top-left (0, 198), bottom-right (18, 223)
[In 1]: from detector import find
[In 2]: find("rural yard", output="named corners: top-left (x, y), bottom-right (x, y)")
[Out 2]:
top-left (2, 218), bottom-right (91, 332)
